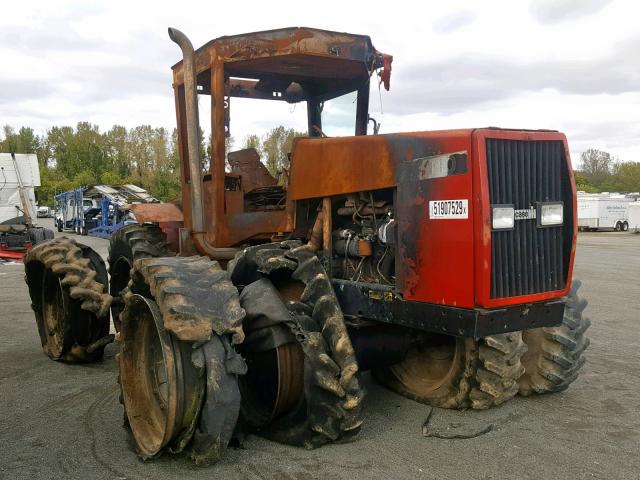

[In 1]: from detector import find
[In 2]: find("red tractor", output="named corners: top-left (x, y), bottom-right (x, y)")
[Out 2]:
top-left (24, 27), bottom-right (590, 464)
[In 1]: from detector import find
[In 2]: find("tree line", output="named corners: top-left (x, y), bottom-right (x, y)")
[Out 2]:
top-left (575, 148), bottom-right (640, 193)
top-left (0, 124), bottom-right (304, 206)
top-left (2, 125), bottom-right (638, 205)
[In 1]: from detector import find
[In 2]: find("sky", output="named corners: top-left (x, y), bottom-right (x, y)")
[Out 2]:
top-left (0, 0), bottom-right (638, 165)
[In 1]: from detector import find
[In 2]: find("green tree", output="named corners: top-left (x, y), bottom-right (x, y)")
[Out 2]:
top-left (610, 162), bottom-right (640, 192)
top-left (580, 148), bottom-right (613, 188)
top-left (100, 171), bottom-right (124, 185)
top-left (104, 125), bottom-right (130, 178)
top-left (17, 127), bottom-right (39, 153)
top-left (261, 126), bottom-right (305, 176)
top-left (0, 125), bottom-right (40, 153)
top-left (243, 134), bottom-right (261, 153)
top-left (573, 170), bottom-right (599, 193)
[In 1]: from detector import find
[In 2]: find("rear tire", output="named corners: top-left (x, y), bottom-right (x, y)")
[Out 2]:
top-left (518, 280), bottom-right (590, 396)
top-left (107, 224), bottom-right (172, 331)
top-left (373, 332), bottom-right (527, 410)
top-left (24, 238), bottom-right (113, 362)
top-left (615, 222), bottom-right (622, 231)
top-left (229, 241), bottom-right (365, 447)
top-left (118, 256), bottom-right (245, 463)
top-left (622, 222), bottom-right (629, 232)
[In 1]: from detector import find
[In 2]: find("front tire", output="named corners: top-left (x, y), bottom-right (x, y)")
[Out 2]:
top-left (518, 280), bottom-right (590, 396)
top-left (374, 332), bottom-right (527, 410)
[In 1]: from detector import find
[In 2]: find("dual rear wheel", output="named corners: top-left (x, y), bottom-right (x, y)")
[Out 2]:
top-left (373, 281), bottom-right (590, 407)
top-left (24, 238), bottom-right (112, 362)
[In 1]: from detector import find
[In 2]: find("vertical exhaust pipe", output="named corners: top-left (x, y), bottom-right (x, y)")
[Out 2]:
top-left (168, 28), bottom-right (204, 236)
top-left (168, 27), bottom-right (237, 259)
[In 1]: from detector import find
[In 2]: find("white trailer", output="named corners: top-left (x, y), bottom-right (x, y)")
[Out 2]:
top-left (577, 194), bottom-right (633, 231)
top-left (0, 153), bottom-right (40, 224)
top-left (628, 202), bottom-right (640, 233)
top-left (0, 153), bottom-right (53, 260)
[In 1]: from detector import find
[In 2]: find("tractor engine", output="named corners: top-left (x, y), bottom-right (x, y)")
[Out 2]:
top-left (330, 192), bottom-right (396, 285)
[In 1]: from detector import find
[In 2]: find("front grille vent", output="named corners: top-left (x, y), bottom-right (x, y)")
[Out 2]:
top-left (486, 139), bottom-right (572, 298)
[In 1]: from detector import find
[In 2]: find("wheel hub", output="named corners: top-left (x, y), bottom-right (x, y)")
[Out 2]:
top-left (41, 270), bottom-right (66, 359)
top-left (118, 294), bottom-right (183, 457)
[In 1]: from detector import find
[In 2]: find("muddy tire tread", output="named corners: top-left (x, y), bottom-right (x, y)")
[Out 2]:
top-left (519, 280), bottom-right (590, 396)
top-left (121, 256), bottom-right (246, 462)
top-left (129, 256), bottom-right (245, 343)
top-left (229, 241), bottom-right (364, 448)
top-left (24, 237), bottom-right (111, 361)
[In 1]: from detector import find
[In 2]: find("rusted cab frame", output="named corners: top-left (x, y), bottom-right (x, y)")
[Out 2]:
top-left (170, 27), bottom-right (387, 253)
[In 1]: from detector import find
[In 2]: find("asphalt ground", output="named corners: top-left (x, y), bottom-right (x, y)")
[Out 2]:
top-left (1, 220), bottom-right (638, 479)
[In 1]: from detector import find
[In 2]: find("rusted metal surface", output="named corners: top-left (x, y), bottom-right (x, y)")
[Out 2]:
top-left (129, 202), bottom-right (184, 223)
top-left (307, 210), bottom-right (323, 250)
top-left (168, 29), bottom-right (204, 238)
top-left (286, 134), bottom-right (399, 200)
top-left (228, 148), bottom-right (276, 193)
top-left (172, 28), bottom-right (381, 94)
top-left (273, 343), bottom-right (305, 418)
top-left (169, 27), bottom-right (387, 251)
top-left (322, 197), bottom-right (332, 262)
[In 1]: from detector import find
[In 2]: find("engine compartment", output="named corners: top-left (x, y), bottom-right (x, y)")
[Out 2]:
top-left (328, 190), bottom-right (396, 286)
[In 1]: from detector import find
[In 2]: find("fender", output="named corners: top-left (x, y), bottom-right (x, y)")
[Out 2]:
top-left (128, 202), bottom-right (184, 224)
top-left (129, 202), bottom-right (184, 252)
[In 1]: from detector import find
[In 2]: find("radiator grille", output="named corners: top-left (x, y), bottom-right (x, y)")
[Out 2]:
top-left (486, 139), bottom-right (572, 298)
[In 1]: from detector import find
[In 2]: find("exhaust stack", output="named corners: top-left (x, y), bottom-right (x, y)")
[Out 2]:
top-left (168, 27), bottom-right (237, 259)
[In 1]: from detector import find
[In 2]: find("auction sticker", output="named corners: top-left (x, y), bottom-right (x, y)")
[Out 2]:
top-left (429, 199), bottom-right (469, 219)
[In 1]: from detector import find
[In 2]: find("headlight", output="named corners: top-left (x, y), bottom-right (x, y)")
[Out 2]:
top-left (492, 205), bottom-right (514, 230)
top-left (538, 202), bottom-right (564, 227)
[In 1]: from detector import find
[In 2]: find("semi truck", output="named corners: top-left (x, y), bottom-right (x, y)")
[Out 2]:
top-left (0, 153), bottom-right (53, 260)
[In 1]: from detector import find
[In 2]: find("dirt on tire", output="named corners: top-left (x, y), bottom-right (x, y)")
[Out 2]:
top-left (519, 280), bottom-right (590, 396)
top-left (229, 241), bottom-right (365, 448)
top-left (107, 224), bottom-right (172, 330)
top-left (23, 237), bottom-right (112, 362)
top-left (374, 332), bottom-right (527, 410)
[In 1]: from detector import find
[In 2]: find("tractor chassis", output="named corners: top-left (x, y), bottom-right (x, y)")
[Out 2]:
top-left (333, 279), bottom-right (566, 339)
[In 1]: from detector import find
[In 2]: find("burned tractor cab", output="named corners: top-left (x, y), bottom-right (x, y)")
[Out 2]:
top-left (167, 27), bottom-right (390, 254)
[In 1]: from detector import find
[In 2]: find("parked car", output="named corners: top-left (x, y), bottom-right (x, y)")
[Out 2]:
top-left (36, 206), bottom-right (51, 218)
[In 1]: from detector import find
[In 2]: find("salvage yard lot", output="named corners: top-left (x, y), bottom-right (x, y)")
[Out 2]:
top-left (1, 223), bottom-right (639, 479)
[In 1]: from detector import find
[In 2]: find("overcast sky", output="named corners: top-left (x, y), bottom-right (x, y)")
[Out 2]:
top-left (1, 0), bottom-right (638, 165)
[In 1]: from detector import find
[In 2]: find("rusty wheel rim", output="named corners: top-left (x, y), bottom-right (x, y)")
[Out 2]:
top-left (391, 335), bottom-right (462, 394)
top-left (109, 256), bottom-right (132, 331)
top-left (239, 279), bottom-right (305, 427)
top-left (41, 270), bottom-right (66, 359)
top-left (272, 280), bottom-right (305, 418)
top-left (119, 294), bottom-right (180, 457)
top-left (273, 343), bottom-right (304, 417)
